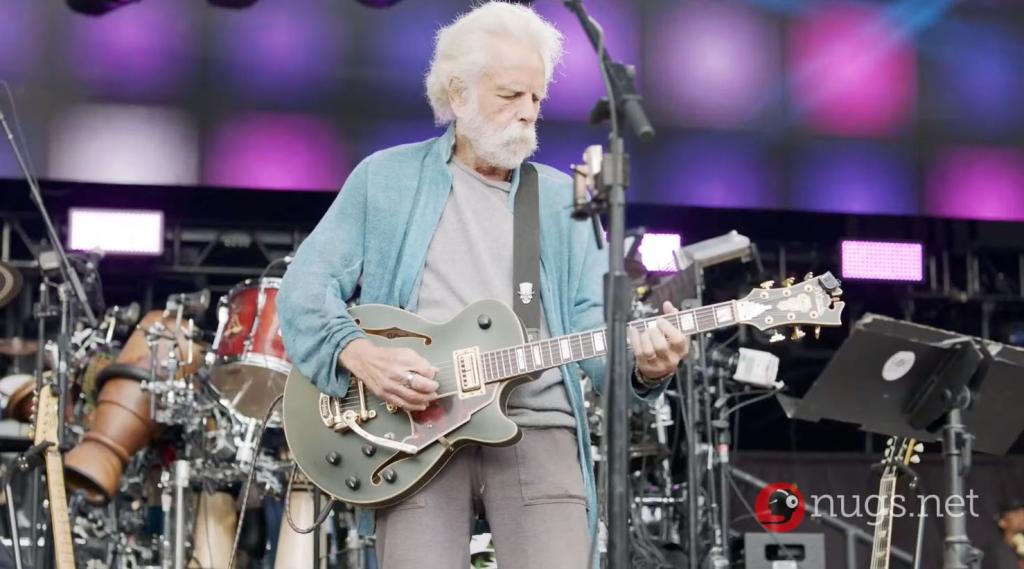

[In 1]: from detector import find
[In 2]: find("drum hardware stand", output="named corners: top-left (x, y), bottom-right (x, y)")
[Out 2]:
top-left (4, 441), bottom-right (54, 569)
top-left (3, 102), bottom-right (98, 569)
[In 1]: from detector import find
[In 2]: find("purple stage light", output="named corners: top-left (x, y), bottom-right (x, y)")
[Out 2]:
top-left (841, 240), bottom-right (923, 282)
top-left (65, 0), bottom-right (197, 96)
top-left (789, 3), bottom-right (916, 137)
top-left (926, 147), bottom-right (1024, 222)
top-left (925, 22), bottom-right (1024, 134)
top-left (646, 1), bottom-right (781, 129)
top-left (48, 104), bottom-right (199, 186)
top-left (68, 208), bottom-right (164, 256)
top-left (792, 141), bottom-right (917, 215)
top-left (66, 0), bottom-right (139, 16)
top-left (640, 233), bottom-right (683, 273)
top-left (533, 0), bottom-right (640, 121)
top-left (205, 113), bottom-right (348, 191)
top-left (210, 0), bottom-right (345, 103)
top-left (634, 135), bottom-right (780, 209)
top-left (354, 0), bottom-right (402, 6)
top-left (0, 3), bottom-right (42, 81)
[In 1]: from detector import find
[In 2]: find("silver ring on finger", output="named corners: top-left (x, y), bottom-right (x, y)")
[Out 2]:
top-left (404, 372), bottom-right (414, 389)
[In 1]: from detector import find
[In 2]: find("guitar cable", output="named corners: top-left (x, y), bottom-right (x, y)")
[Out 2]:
top-left (227, 394), bottom-right (283, 569)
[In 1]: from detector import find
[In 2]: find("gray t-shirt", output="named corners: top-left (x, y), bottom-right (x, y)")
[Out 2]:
top-left (413, 157), bottom-right (575, 429)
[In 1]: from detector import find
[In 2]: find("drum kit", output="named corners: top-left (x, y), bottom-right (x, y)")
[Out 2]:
top-left (0, 272), bottom-right (352, 569)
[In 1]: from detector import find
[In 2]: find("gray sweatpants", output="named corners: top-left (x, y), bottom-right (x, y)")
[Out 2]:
top-left (374, 427), bottom-right (591, 569)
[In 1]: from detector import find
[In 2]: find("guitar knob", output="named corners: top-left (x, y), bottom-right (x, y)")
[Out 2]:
top-left (362, 444), bottom-right (376, 457)
top-left (324, 452), bottom-right (341, 466)
top-left (346, 476), bottom-right (361, 490)
top-left (477, 314), bottom-right (492, 330)
top-left (382, 469), bottom-right (397, 484)
top-left (769, 332), bottom-right (786, 343)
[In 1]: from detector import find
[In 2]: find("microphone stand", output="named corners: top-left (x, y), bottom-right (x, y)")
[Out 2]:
top-left (564, 2), bottom-right (654, 568)
top-left (1, 102), bottom-right (97, 569)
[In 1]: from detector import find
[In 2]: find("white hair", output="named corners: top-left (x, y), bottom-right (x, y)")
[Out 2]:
top-left (425, 2), bottom-right (564, 126)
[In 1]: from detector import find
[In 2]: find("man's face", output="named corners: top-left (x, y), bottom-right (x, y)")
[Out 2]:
top-left (451, 36), bottom-right (547, 169)
top-left (471, 36), bottom-right (546, 129)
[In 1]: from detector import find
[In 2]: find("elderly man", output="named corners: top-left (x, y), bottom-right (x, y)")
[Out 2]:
top-left (277, 2), bottom-right (689, 567)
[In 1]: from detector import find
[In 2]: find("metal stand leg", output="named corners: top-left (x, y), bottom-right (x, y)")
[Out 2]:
top-left (942, 408), bottom-right (982, 569)
top-left (5, 481), bottom-right (23, 569)
top-left (173, 461), bottom-right (189, 569)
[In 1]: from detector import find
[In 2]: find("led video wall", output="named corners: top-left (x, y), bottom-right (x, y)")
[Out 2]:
top-left (1, 0), bottom-right (1024, 222)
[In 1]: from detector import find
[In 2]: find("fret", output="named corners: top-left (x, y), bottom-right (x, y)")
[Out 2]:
top-left (677, 311), bottom-right (696, 332)
top-left (714, 303), bottom-right (735, 324)
top-left (695, 306), bottom-right (717, 331)
top-left (499, 349), bottom-right (509, 378)
top-left (531, 344), bottom-right (543, 371)
top-left (515, 348), bottom-right (525, 373)
top-left (570, 334), bottom-right (583, 361)
top-left (593, 331), bottom-right (606, 354)
top-left (559, 338), bottom-right (571, 362)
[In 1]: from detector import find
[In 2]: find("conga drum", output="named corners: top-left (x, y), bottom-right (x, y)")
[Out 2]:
top-left (189, 491), bottom-right (237, 569)
top-left (64, 309), bottom-right (203, 504)
top-left (275, 481), bottom-right (327, 569)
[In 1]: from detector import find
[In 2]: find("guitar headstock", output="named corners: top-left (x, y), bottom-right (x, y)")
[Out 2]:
top-left (882, 437), bottom-right (923, 475)
top-left (735, 271), bottom-right (845, 342)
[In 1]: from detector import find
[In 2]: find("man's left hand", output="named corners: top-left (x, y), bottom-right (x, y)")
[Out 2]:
top-left (629, 301), bottom-right (691, 382)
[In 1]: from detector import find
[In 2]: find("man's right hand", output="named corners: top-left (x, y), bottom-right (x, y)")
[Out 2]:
top-left (338, 338), bottom-right (440, 411)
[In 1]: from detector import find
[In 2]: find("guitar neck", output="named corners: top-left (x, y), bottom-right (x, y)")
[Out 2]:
top-left (44, 449), bottom-right (76, 569)
top-left (869, 473), bottom-right (898, 569)
top-left (481, 299), bottom-right (739, 382)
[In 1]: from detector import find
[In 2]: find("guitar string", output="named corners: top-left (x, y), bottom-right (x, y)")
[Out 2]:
top-left (322, 310), bottom-right (724, 408)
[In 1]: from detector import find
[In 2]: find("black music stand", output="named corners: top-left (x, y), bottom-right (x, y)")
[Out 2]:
top-left (777, 313), bottom-right (1024, 569)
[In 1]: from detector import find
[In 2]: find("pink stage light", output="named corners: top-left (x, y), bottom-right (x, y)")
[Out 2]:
top-left (68, 208), bottom-right (164, 256)
top-left (841, 240), bottom-right (923, 282)
top-left (640, 233), bottom-right (683, 272)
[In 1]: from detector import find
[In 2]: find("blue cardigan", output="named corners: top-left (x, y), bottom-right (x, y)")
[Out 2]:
top-left (277, 125), bottom-right (659, 536)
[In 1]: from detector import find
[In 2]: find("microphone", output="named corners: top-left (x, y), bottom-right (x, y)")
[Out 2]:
top-left (165, 289), bottom-right (210, 317)
top-left (710, 347), bottom-right (782, 390)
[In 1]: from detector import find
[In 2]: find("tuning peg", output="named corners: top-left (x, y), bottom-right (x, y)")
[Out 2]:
top-left (782, 277), bottom-right (796, 287)
top-left (886, 437), bottom-right (896, 446)
top-left (914, 443), bottom-right (924, 453)
top-left (791, 326), bottom-right (806, 341)
top-left (759, 280), bottom-right (775, 289)
top-left (910, 455), bottom-right (921, 464)
top-left (813, 326), bottom-right (821, 340)
top-left (804, 272), bottom-right (814, 281)
top-left (769, 331), bottom-right (786, 343)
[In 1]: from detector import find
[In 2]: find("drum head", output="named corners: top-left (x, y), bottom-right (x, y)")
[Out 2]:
top-left (209, 362), bottom-right (287, 423)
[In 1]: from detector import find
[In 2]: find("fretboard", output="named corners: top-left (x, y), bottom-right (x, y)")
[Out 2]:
top-left (45, 448), bottom-right (76, 569)
top-left (480, 299), bottom-right (740, 383)
top-left (869, 473), bottom-right (897, 569)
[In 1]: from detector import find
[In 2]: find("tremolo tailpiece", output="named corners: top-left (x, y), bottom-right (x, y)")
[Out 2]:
top-left (317, 387), bottom-right (419, 455)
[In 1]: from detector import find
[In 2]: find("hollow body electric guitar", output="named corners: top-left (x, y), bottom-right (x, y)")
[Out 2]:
top-left (283, 273), bottom-right (845, 508)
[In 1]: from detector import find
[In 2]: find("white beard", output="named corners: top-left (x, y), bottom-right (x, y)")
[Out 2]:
top-left (455, 102), bottom-right (538, 170)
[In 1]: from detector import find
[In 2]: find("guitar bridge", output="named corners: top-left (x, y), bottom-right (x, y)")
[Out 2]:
top-left (318, 393), bottom-right (349, 431)
top-left (453, 347), bottom-right (485, 399)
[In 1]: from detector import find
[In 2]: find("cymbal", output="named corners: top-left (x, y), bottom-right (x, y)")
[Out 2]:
top-left (0, 261), bottom-right (22, 309)
top-left (0, 338), bottom-right (38, 357)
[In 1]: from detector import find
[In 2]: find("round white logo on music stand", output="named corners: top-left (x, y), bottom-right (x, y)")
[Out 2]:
top-left (882, 351), bottom-right (916, 382)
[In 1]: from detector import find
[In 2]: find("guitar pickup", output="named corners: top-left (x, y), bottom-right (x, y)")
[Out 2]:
top-left (453, 347), bottom-right (485, 399)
